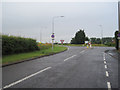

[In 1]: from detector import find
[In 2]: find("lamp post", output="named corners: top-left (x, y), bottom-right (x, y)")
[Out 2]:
top-left (51, 16), bottom-right (64, 50)
top-left (40, 30), bottom-right (42, 43)
top-left (99, 25), bottom-right (103, 45)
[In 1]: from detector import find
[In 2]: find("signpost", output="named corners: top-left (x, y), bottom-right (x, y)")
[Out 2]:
top-left (60, 40), bottom-right (64, 46)
top-left (118, 33), bottom-right (120, 39)
top-left (51, 34), bottom-right (55, 38)
top-left (85, 41), bottom-right (89, 48)
top-left (60, 40), bottom-right (64, 44)
top-left (85, 41), bottom-right (88, 44)
top-left (51, 33), bottom-right (55, 50)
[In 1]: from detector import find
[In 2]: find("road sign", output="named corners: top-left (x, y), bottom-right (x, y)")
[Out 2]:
top-left (60, 40), bottom-right (64, 44)
top-left (118, 33), bottom-right (120, 37)
top-left (85, 41), bottom-right (88, 44)
top-left (51, 34), bottom-right (55, 38)
top-left (118, 32), bottom-right (120, 39)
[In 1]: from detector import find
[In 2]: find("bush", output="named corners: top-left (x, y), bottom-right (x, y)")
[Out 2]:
top-left (2, 35), bottom-right (39, 55)
top-left (38, 43), bottom-right (52, 50)
top-left (104, 42), bottom-right (115, 47)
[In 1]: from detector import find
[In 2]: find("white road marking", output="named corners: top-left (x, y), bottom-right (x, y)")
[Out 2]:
top-left (67, 47), bottom-right (69, 50)
top-left (109, 53), bottom-right (113, 55)
top-left (107, 82), bottom-right (111, 90)
top-left (64, 55), bottom-right (76, 61)
top-left (105, 65), bottom-right (107, 69)
top-left (80, 50), bottom-right (85, 54)
top-left (103, 53), bottom-right (111, 90)
top-left (104, 61), bottom-right (106, 64)
top-left (106, 71), bottom-right (109, 77)
top-left (3, 67), bottom-right (51, 89)
top-left (103, 53), bottom-right (106, 60)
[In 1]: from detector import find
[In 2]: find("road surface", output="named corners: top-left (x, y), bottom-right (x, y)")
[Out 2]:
top-left (2, 46), bottom-right (118, 89)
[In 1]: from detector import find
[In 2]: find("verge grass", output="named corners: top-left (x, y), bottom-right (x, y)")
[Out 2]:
top-left (63, 44), bottom-right (113, 47)
top-left (2, 46), bottom-right (67, 64)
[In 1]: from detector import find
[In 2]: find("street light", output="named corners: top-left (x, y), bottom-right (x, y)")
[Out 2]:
top-left (99, 25), bottom-right (103, 44)
top-left (51, 16), bottom-right (64, 50)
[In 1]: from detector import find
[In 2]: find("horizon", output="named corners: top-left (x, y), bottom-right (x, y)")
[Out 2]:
top-left (2, 2), bottom-right (118, 43)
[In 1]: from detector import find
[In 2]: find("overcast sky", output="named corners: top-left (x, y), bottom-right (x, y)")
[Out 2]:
top-left (2, 1), bottom-right (118, 43)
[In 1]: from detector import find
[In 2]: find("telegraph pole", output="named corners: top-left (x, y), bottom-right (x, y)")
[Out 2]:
top-left (99, 25), bottom-right (103, 45)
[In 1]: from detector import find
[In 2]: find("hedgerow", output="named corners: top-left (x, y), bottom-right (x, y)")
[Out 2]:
top-left (2, 35), bottom-right (39, 55)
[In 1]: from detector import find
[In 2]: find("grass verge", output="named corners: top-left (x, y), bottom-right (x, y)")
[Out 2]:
top-left (2, 46), bottom-right (67, 65)
top-left (63, 44), bottom-right (114, 47)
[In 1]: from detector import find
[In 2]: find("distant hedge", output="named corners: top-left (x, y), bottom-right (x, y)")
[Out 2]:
top-left (2, 35), bottom-right (39, 55)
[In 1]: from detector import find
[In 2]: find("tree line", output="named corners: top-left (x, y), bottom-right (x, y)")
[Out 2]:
top-left (70, 29), bottom-right (115, 46)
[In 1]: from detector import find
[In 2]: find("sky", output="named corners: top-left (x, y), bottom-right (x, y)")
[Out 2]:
top-left (2, 1), bottom-right (118, 43)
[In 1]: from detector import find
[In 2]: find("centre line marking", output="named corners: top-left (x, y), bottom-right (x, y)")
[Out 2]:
top-left (80, 50), bottom-right (85, 54)
top-left (106, 71), bottom-right (109, 77)
top-left (64, 55), bottom-right (76, 61)
top-left (107, 82), bottom-right (111, 90)
top-left (105, 65), bottom-right (107, 69)
top-left (67, 47), bottom-right (69, 50)
top-left (3, 67), bottom-right (51, 89)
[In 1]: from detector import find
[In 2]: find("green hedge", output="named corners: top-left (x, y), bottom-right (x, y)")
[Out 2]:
top-left (2, 35), bottom-right (39, 55)
top-left (104, 42), bottom-right (115, 47)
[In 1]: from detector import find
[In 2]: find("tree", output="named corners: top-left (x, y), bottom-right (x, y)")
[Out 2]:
top-left (71, 29), bottom-right (86, 44)
top-left (96, 38), bottom-right (101, 44)
top-left (102, 37), bottom-right (113, 44)
top-left (71, 38), bottom-right (76, 44)
top-left (85, 37), bottom-right (89, 41)
top-left (90, 38), bottom-right (96, 44)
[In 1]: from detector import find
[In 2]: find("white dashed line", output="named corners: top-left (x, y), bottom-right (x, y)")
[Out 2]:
top-left (103, 53), bottom-right (106, 60)
top-left (79, 50), bottom-right (86, 54)
top-left (107, 82), bottom-right (111, 90)
top-left (103, 53), bottom-right (105, 57)
top-left (104, 61), bottom-right (107, 64)
top-left (105, 65), bottom-right (107, 69)
top-left (106, 71), bottom-right (109, 77)
top-left (64, 55), bottom-right (76, 61)
top-left (109, 53), bottom-right (113, 56)
top-left (3, 67), bottom-right (51, 89)
top-left (67, 47), bottom-right (69, 50)
top-left (103, 53), bottom-right (111, 90)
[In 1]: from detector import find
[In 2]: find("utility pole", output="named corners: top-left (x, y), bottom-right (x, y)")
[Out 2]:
top-left (40, 30), bottom-right (42, 43)
top-left (99, 25), bottom-right (103, 45)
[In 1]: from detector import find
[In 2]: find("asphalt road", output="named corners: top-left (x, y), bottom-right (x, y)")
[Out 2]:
top-left (2, 46), bottom-right (118, 89)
